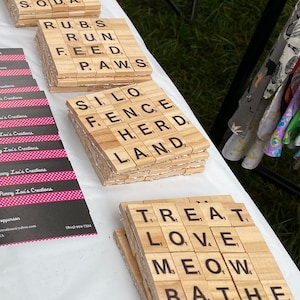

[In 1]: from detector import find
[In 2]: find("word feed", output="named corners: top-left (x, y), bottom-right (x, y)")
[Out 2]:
top-left (36, 18), bottom-right (152, 92)
top-left (4, 0), bottom-right (101, 27)
top-left (66, 80), bottom-right (210, 185)
top-left (115, 195), bottom-right (294, 300)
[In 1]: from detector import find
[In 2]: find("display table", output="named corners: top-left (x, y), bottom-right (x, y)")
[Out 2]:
top-left (0, 1), bottom-right (299, 299)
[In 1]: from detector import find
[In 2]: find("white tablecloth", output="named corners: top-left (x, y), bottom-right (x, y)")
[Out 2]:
top-left (0, 1), bottom-right (299, 299)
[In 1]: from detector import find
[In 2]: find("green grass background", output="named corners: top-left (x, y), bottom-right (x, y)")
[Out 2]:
top-left (117, 0), bottom-right (300, 268)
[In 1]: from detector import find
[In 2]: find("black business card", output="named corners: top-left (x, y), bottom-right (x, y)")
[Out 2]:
top-left (0, 158), bottom-right (74, 178)
top-left (0, 124), bottom-right (58, 138)
top-left (0, 200), bottom-right (97, 245)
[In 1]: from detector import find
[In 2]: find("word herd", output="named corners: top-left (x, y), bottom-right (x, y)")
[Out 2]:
top-left (35, 17), bottom-right (152, 92)
top-left (4, 0), bottom-right (101, 27)
top-left (66, 80), bottom-right (210, 185)
top-left (114, 195), bottom-right (293, 300)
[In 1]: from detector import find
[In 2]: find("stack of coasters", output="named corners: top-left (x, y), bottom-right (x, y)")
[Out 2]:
top-left (4, 0), bottom-right (101, 27)
top-left (66, 80), bottom-right (210, 185)
top-left (114, 195), bottom-right (294, 300)
top-left (35, 17), bottom-right (152, 92)
top-left (0, 48), bottom-right (97, 245)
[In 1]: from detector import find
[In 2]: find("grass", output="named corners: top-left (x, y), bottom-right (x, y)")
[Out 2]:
top-left (117, 0), bottom-right (300, 268)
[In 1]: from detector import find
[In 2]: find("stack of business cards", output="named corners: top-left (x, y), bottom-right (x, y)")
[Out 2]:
top-left (66, 80), bottom-right (210, 185)
top-left (0, 48), bottom-right (97, 246)
top-left (4, 0), bottom-right (101, 27)
top-left (114, 195), bottom-right (293, 300)
top-left (35, 17), bottom-right (152, 92)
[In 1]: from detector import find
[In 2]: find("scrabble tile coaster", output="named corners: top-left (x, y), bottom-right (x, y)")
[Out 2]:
top-left (66, 80), bottom-right (210, 185)
top-left (36, 18), bottom-right (152, 92)
top-left (115, 195), bottom-right (294, 300)
top-left (4, 0), bottom-right (101, 27)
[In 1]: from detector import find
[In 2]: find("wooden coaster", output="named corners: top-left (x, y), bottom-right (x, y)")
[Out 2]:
top-left (4, 0), bottom-right (101, 27)
top-left (67, 80), bottom-right (210, 185)
top-left (115, 195), bottom-right (294, 300)
top-left (35, 18), bottom-right (152, 92)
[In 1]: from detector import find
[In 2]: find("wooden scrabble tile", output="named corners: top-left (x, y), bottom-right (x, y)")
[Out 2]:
top-left (198, 203), bottom-right (232, 227)
top-left (207, 280), bottom-right (241, 300)
top-left (143, 137), bottom-right (174, 163)
top-left (235, 226), bottom-right (270, 253)
top-left (235, 281), bottom-right (267, 300)
top-left (261, 280), bottom-right (293, 300)
top-left (145, 252), bottom-right (179, 281)
top-left (171, 251), bottom-right (205, 281)
top-left (155, 281), bottom-right (186, 300)
top-left (174, 203), bottom-right (207, 226)
top-left (186, 225), bottom-right (219, 252)
top-left (32, 0), bottom-right (52, 14)
top-left (152, 203), bottom-right (183, 227)
top-left (188, 194), bottom-right (235, 204)
top-left (78, 113), bottom-right (106, 133)
top-left (211, 226), bottom-right (245, 253)
top-left (135, 227), bottom-right (169, 253)
top-left (126, 203), bottom-right (160, 227)
top-left (248, 252), bottom-right (284, 281)
top-left (181, 280), bottom-right (213, 300)
top-left (66, 95), bottom-right (93, 116)
top-left (222, 253), bottom-right (259, 282)
top-left (91, 128), bottom-right (120, 150)
top-left (104, 146), bottom-right (137, 173)
top-left (161, 226), bottom-right (194, 252)
top-left (14, 0), bottom-right (36, 15)
top-left (53, 60), bottom-right (77, 78)
top-left (124, 141), bottom-right (156, 167)
top-left (221, 202), bottom-right (255, 227)
top-left (196, 252), bottom-right (232, 281)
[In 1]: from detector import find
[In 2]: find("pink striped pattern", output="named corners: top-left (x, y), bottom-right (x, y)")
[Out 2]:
top-left (1, 170), bottom-right (77, 186)
top-left (0, 86), bottom-right (40, 94)
top-left (0, 134), bottom-right (61, 144)
top-left (0, 55), bottom-right (26, 61)
top-left (0, 117), bottom-right (55, 128)
top-left (0, 149), bottom-right (67, 162)
top-left (0, 69), bottom-right (32, 76)
top-left (0, 190), bottom-right (84, 207)
top-left (0, 98), bottom-right (49, 108)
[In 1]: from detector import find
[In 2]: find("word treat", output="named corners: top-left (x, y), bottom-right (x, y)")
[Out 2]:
top-left (66, 80), bottom-right (210, 185)
top-left (114, 195), bottom-right (293, 300)
top-left (35, 17), bottom-right (152, 92)
top-left (4, 0), bottom-right (101, 27)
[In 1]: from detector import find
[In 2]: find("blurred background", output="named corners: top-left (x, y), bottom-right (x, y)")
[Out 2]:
top-left (118, 0), bottom-right (300, 268)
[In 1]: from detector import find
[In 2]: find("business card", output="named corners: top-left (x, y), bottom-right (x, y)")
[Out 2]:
top-left (0, 91), bottom-right (47, 102)
top-left (0, 200), bottom-right (97, 245)
top-left (0, 48), bottom-right (26, 61)
top-left (0, 177), bottom-right (81, 197)
top-left (0, 124), bottom-right (58, 138)
top-left (0, 105), bottom-right (53, 120)
top-left (0, 76), bottom-right (39, 94)
top-left (0, 157), bottom-right (74, 178)
top-left (0, 61), bottom-right (31, 77)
